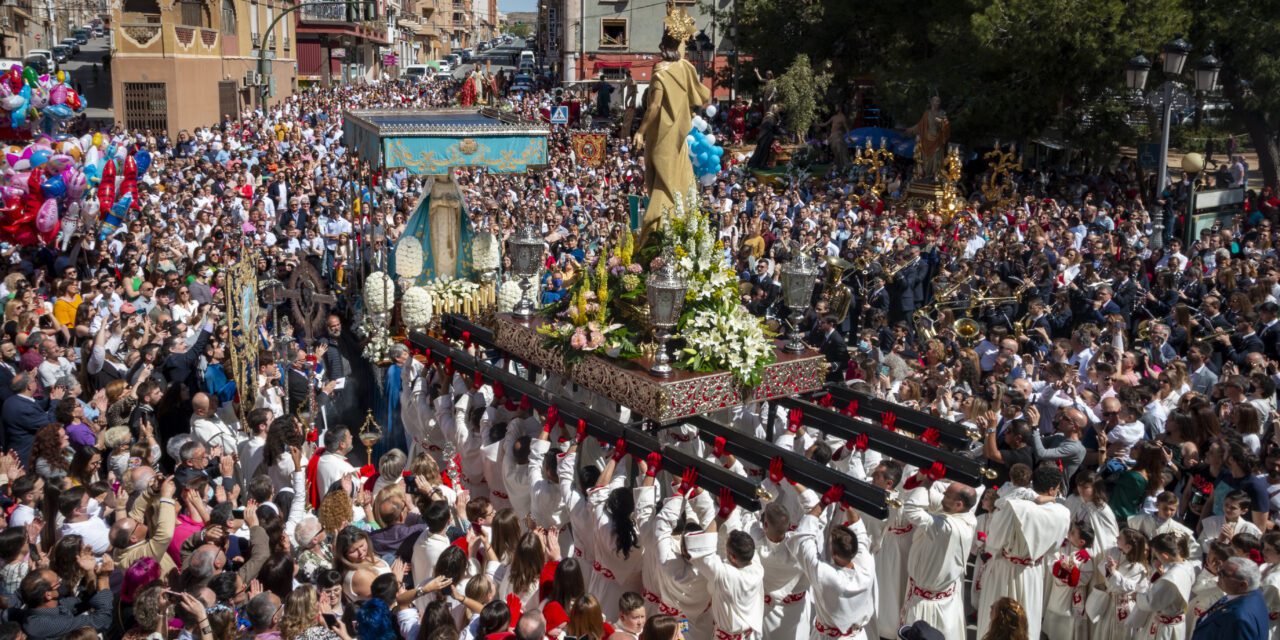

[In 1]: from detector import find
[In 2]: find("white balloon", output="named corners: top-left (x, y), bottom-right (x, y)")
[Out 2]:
top-left (705, 134), bottom-right (716, 146)
top-left (699, 173), bottom-right (717, 186)
top-left (705, 105), bottom-right (717, 118)
top-left (691, 116), bottom-right (706, 131)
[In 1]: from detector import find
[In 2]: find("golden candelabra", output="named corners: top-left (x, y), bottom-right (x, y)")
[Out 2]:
top-left (853, 139), bottom-right (894, 198)
top-left (358, 410), bottom-right (383, 468)
top-left (981, 144), bottom-right (1023, 211)
top-left (938, 148), bottom-right (964, 217)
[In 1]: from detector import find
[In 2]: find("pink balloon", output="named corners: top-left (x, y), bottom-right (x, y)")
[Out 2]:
top-left (35, 197), bottom-right (57, 233)
top-left (65, 171), bottom-right (85, 200)
top-left (49, 85), bottom-right (66, 106)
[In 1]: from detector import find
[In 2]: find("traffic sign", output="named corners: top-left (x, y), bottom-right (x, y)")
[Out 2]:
top-left (550, 105), bottom-right (568, 125)
top-left (1139, 142), bottom-right (1161, 171)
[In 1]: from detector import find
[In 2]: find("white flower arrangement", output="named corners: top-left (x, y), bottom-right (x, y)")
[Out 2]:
top-left (395, 237), bottom-right (425, 279)
top-left (678, 305), bottom-right (775, 389)
top-left (472, 232), bottom-right (501, 272)
top-left (423, 275), bottom-right (480, 308)
top-left (364, 271), bottom-right (397, 314)
top-left (401, 286), bottom-right (434, 330)
top-left (360, 315), bottom-right (395, 364)
top-left (498, 277), bottom-right (531, 312)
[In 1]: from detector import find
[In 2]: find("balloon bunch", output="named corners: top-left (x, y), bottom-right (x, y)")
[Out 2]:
top-left (0, 65), bottom-right (87, 134)
top-left (0, 131), bottom-right (151, 247)
top-left (687, 106), bottom-right (724, 186)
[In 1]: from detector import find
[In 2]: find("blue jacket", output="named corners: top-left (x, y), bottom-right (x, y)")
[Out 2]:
top-left (2, 394), bottom-right (58, 465)
top-left (1190, 590), bottom-right (1269, 640)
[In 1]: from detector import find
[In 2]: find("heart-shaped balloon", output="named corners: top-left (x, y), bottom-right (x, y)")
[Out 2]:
top-left (49, 84), bottom-right (65, 105)
top-left (65, 170), bottom-right (86, 200)
top-left (35, 197), bottom-right (57, 232)
top-left (133, 150), bottom-right (150, 176)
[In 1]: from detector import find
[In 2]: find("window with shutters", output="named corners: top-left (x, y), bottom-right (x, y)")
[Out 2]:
top-left (177, 0), bottom-right (211, 27)
top-left (600, 18), bottom-right (627, 48)
top-left (221, 0), bottom-right (236, 35)
top-left (122, 83), bottom-right (168, 133)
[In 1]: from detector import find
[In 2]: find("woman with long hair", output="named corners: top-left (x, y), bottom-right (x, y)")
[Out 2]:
top-left (638, 615), bottom-right (682, 640)
top-left (333, 526), bottom-right (392, 603)
top-left (591, 451), bottom-right (644, 620)
top-left (31, 424), bottom-right (71, 484)
top-left (1135, 532), bottom-right (1195, 640)
top-left (67, 445), bottom-right (103, 488)
top-left (1096, 528), bottom-right (1152, 640)
top-left (1108, 443), bottom-right (1172, 521)
top-left (542, 557), bottom-right (585, 634)
top-left (1065, 470), bottom-right (1119, 553)
top-left (566, 595), bottom-right (607, 640)
top-left (263, 415), bottom-right (305, 489)
top-left (499, 531), bottom-right (545, 611)
top-left (49, 534), bottom-right (94, 599)
top-left (980, 597), bottom-right (1028, 640)
top-left (281, 585), bottom-right (347, 640)
top-left (413, 600), bottom-right (456, 640)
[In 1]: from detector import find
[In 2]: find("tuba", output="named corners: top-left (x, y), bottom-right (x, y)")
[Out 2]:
top-left (953, 317), bottom-right (984, 345)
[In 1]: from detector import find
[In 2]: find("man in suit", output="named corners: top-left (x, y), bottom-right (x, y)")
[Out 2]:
top-left (285, 344), bottom-right (312, 417)
top-left (0, 341), bottom-right (19, 406)
top-left (887, 249), bottom-right (921, 325)
top-left (1088, 285), bottom-right (1125, 325)
top-left (2, 372), bottom-right (63, 464)
top-left (1190, 557), bottom-right (1269, 640)
top-left (814, 315), bottom-right (849, 383)
top-left (1222, 313), bottom-right (1266, 366)
top-left (1187, 344), bottom-right (1219, 396)
top-left (1257, 301), bottom-right (1280, 361)
top-left (159, 308), bottom-right (215, 395)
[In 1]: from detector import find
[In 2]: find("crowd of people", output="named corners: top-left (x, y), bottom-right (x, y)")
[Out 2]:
top-left (0, 62), bottom-right (1275, 640)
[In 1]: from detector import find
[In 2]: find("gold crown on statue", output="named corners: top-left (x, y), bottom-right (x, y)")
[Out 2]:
top-left (663, 0), bottom-right (697, 43)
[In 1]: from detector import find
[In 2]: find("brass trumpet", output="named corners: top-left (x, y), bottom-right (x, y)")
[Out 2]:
top-left (883, 257), bottom-right (918, 280)
top-left (979, 467), bottom-right (999, 480)
top-left (886, 497), bottom-right (903, 509)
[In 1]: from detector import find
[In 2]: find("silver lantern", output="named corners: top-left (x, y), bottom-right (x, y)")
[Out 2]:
top-left (646, 249), bottom-right (688, 377)
top-left (780, 248), bottom-right (819, 352)
top-left (509, 223), bottom-right (545, 319)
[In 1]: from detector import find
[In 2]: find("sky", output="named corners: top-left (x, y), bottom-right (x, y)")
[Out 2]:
top-left (499, 0), bottom-right (537, 13)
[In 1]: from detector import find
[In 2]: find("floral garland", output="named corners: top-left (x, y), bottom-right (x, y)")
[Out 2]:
top-left (364, 271), bottom-right (396, 314)
top-left (401, 286), bottom-right (434, 330)
top-left (538, 253), bottom-right (640, 363)
top-left (661, 187), bottom-right (776, 387)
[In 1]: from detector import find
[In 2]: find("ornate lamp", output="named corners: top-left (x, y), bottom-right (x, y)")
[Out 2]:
top-left (358, 409), bottom-right (382, 468)
top-left (646, 249), bottom-right (687, 377)
top-left (508, 223), bottom-right (545, 319)
top-left (780, 248), bottom-right (819, 352)
top-left (1192, 45), bottom-right (1221, 93)
top-left (1162, 35), bottom-right (1192, 76)
top-left (1125, 52), bottom-right (1151, 91)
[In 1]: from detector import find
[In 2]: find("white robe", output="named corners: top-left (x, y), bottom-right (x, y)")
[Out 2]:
top-left (787, 514), bottom-right (875, 640)
top-left (899, 486), bottom-right (975, 640)
top-left (399, 358), bottom-right (430, 460)
top-left (873, 494), bottom-right (913, 640)
top-left (1134, 561), bottom-right (1195, 640)
top-left (975, 495), bottom-right (1071, 640)
top-left (637, 490), bottom-right (713, 639)
top-left (1042, 544), bottom-right (1095, 640)
top-left (1184, 567), bottom-right (1222, 638)
top-left (501, 432), bottom-right (544, 519)
top-left (688, 527), bottom-right (765, 638)
top-left (588, 475), bottom-right (643, 620)
top-left (1261, 563), bottom-right (1280, 640)
top-left (529, 448), bottom-right (570, 531)
top-left (748, 519), bottom-right (811, 640)
top-left (1127, 514), bottom-right (1201, 559)
top-left (1095, 553), bottom-right (1151, 640)
top-left (1066, 495), bottom-right (1120, 555)
top-left (1195, 515), bottom-right (1261, 555)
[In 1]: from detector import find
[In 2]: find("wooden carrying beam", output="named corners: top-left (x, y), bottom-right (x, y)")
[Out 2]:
top-left (407, 331), bottom-right (765, 510)
top-left (441, 314), bottom-right (496, 347)
top-left (686, 415), bottom-right (888, 519)
top-left (773, 396), bottom-right (988, 486)
top-left (821, 386), bottom-right (980, 448)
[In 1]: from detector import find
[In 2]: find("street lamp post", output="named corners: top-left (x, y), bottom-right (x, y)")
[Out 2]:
top-left (1125, 36), bottom-right (1220, 250)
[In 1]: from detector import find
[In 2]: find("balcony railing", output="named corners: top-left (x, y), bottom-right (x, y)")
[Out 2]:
top-left (250, 30), bottom-right (259, 46)
top-left (299, 2), bottom-right (354, 22)
top-left (267, 34), bottom-right (275, 47)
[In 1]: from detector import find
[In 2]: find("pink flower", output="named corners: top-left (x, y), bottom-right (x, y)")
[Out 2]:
top-left (587, 331), bottom-right (605, 350)
top-left (650, 257), bottom-right (665, 271)
top-left (570, 329), bottom-right (588, 350)
top-left (627, 263), bottom-right (643, 274)
top-left (608, 256), bottom-right (621, 268)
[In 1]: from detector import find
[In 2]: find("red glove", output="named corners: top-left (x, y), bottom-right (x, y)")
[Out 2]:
top-left (575, 419), bottom-right (587, 444)
top-left (842, 399), bottom-right (859, 418)
top-left (818, 393), bottom-right (834, 408)
top-left (645, 451), bottom-right (662, 477)
top-left (717, 487), bottom-right (736, 521)
top-left (850, 433), bottom-right (869, 452)
top-left (546, 405), bottom-right (559, 426)
top-left (423, 348), bottom-right (432, 365)
top-left (768, 456), bottom-right (785, 484)
top-left (820, 484), bottom-right (844, 507)
top-left (920, 428), bottom-right (940, 447)
top-left (925, 462), bottom-right (947, 481)
top-left (713, 436), bottom-right (727, 458)
top-left (462, 330), bottom-right (472, 350)
top-left (444, 357), bottom-right (454, 377)
top-left (472, 370), bottom-right (483, 390)
top-left (677, 467), bottom-right (698, 496)
top-left (787, 408), bottom-right (802, 434)
top-left (611, 438), bottom-right (627, 462)
top-left (881, 411), bottom-right (897, 431)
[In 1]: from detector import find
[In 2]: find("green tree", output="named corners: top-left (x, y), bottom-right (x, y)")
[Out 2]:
top-left (1189, 0), bottom-right (1280, 189)
top-left (775, 54), bottom-right (832, 142)
top-left (505, 22), bottom-right (533, 39)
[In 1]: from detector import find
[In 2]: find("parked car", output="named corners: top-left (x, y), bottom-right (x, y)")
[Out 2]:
top-left (435, 59), bottom-right (453, 74)
top-left (509, 72), bottom-right (535, 93)
top-left (61, 38), bottom-right (80, 54)
top-left (477, 41), bottom-right (489, 52)
top-left (72, 29), bottom-right (89, 44)
top-left (27, 49), bottom-right (55, 72)
top-left (50, 46), bottom-right (69, 63)
top-left (445, 53), bottom-right (461, 68)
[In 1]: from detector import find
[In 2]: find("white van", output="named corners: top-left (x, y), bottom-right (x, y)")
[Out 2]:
top-left (518, 50), bottom-right (535, 68)
top-left (402, 64), bottom-right (432, 81)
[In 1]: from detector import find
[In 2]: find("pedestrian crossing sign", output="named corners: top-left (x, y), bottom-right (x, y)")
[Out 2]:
top-left (551, 105), bottom-right (569, 125)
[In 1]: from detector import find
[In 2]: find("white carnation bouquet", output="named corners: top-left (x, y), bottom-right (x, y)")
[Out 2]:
top-left (401, 286), bottom-right (434, 330)
top-left (424, 275), bottom-right (480, 308)
top-left (359, 315), bottom-right (394, 364)
top-left (472, 232), bottom-right (501, 272)
top-left (364, 271), bottom-right (397, 314)
top-left (679, 305), bottom-right (775, 389)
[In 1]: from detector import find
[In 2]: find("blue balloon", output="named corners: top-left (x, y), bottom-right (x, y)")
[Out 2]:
top-left (134, 149), bottom-right (151, 176)
top-left (83, 162), bottom-right (100, 185)
top-left (29, 149), bottom-right (49, 167)
top-left (110, 194), bottom-right (132, 218)
top-left (712, 146), bottom-right (724, 156)
top-left (8, 108), bottom-right (20, 129)
top-left (40, 174), bottom-right (66, 198)
top-left (45, 104), bottom-right (72, 120)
